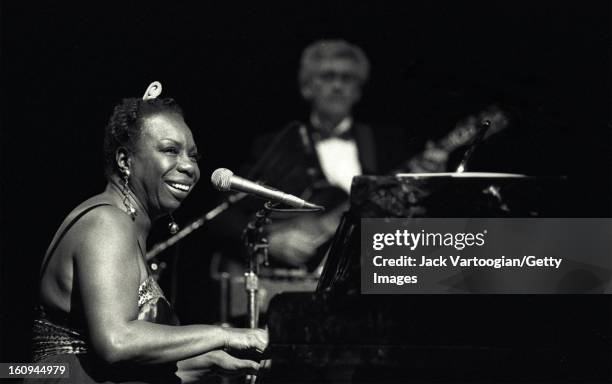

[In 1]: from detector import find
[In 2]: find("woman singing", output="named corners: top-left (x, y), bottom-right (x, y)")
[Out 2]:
top-left (28, 82), bottom-right (267, 383)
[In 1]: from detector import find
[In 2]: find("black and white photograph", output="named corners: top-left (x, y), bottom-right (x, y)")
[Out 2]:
top-left (1, 1), bottom-right (611, 383)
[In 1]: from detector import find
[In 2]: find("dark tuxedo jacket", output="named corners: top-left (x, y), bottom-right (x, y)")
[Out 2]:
top-left (241, 120), bottom-right (378, 201)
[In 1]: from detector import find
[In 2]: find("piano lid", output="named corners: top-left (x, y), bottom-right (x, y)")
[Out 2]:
top-left (394, 171), bottom-right (527, 178)
top-left (350, 174), bottom-right (566, 219)
top-left (317, 174), bottom-right (568, 291)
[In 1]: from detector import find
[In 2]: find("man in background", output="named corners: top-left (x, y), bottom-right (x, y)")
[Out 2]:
top-left (191, 40), bottom-right (411, 326)
top-left (231, 39), bottom-right (379, 268)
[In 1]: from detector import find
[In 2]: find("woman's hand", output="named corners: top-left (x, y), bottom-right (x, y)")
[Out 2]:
top-left (177, 328), bottom-right (267, 383)
top-left (177, 350), bottom-right (260, 383)
top-left (208, 350), bottom-right (261, 376)
top-left (223, 327), bottom-right (269, 359)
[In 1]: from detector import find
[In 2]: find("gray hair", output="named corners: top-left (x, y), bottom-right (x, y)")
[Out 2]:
top-left (298, 39), bottom-right (370, 86)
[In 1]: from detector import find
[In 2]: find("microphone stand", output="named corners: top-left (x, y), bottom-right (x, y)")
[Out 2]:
top-left (242, 203), bottom-right (274, 384)
top-left (242, 201), bottom-right (324, 384)
top-left (241, 201), bottom-right (325, 328)
top-left (242, 203), bottom-right (273, 329)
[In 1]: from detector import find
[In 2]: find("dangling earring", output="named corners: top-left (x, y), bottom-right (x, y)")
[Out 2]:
top-left (121, 169), bottom-right (137, 219)
top-left (168, 214), bottom-right (179, 235)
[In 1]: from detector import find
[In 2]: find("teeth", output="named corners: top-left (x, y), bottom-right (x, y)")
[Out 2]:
top-left (169, 183), bottom-right (190, 192)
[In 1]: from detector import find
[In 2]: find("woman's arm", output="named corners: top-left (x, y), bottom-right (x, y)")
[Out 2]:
top-left (72, 206), bottom-right (267, 365)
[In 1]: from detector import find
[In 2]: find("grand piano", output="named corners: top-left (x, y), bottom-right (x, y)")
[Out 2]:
top-left (264, 174), bottom-right (611, 383)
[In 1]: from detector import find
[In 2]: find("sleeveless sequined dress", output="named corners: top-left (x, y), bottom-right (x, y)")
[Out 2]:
top-left (27, 204), bottom-right (181, 384)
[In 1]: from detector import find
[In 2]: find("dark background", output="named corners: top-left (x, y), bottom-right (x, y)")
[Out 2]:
top-left (1, 1), bottom-right (610, 363)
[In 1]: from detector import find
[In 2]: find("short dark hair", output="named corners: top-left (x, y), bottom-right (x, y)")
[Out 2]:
top-left (298, 39), bottom-right (370, 87)
top-left (103, 97), bottom-right (183, 178)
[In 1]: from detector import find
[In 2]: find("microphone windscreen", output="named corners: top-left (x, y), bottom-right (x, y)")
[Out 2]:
top-left (211, 168), bottom-right (234, 191)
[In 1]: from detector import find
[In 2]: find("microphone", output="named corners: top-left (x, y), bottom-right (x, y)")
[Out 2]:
top-left (211, 168), bottom-right (324, 211)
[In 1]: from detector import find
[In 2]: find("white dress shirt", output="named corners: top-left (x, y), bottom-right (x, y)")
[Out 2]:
top-left (312, 116), bottom-right (362, 194)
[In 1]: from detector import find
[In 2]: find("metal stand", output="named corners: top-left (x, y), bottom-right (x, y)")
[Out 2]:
top-left (242, 203), bottom-right (273, 329)
top-left (241, 201), bottom-right (324, 384)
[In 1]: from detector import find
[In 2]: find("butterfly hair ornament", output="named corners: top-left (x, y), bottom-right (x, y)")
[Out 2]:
top-left (142, 81), bottom-right (163, 100)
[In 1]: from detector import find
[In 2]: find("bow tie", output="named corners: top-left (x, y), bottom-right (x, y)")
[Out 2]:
top-left (311, 127), bottom-right (354, 141)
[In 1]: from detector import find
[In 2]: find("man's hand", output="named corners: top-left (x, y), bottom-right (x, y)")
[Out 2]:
top-left (267, 227), bottom-right (319, 267)
top-left (409, 140), bottom-right (449, 172)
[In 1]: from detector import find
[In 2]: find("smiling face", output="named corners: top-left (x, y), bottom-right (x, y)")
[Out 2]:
top-left (127, 112), bottom-right (200, 218)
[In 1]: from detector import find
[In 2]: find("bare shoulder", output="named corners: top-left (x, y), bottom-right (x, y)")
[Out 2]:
top-left (67, 204), bottom-right (139, 264)
top-left (75, 204), bottom-right (133, 231)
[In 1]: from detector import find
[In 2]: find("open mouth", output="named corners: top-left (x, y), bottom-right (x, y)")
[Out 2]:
top-left (166, 182), bottom-right (192, 193)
